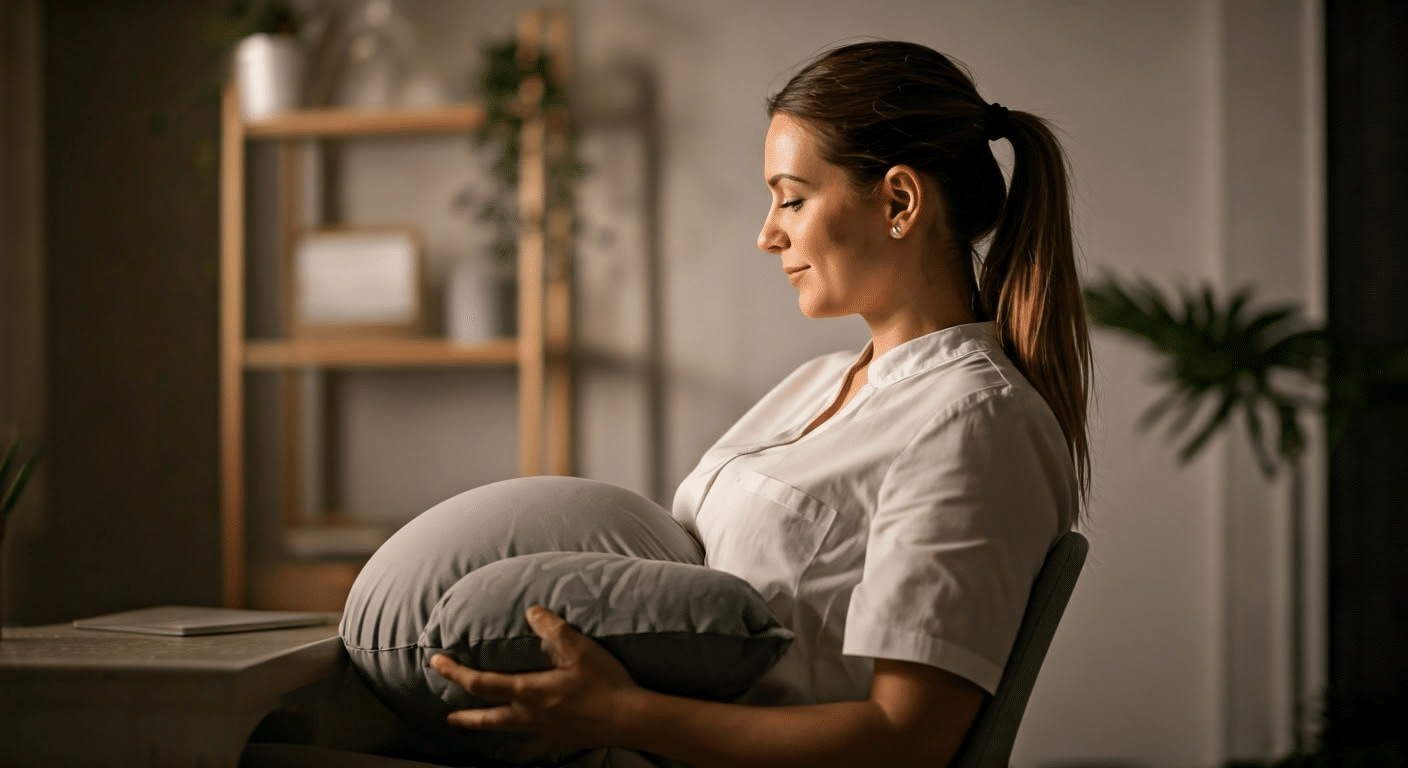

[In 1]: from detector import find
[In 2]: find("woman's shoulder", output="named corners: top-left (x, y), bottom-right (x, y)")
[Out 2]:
top-left (890, 336), bottom-right (1062, 445)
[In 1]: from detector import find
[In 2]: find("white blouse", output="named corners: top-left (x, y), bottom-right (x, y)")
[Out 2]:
top-left (670, 321), bottom-right (1076, 704)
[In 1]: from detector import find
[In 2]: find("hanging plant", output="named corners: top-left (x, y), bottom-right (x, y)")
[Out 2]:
top-left (215, 0), bottom-right (303, 40)
top-left (470, 39), bottom-right (585, 272)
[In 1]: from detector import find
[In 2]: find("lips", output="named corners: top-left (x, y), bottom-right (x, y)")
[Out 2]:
top-left (784, 265), bottom-right (809, 275)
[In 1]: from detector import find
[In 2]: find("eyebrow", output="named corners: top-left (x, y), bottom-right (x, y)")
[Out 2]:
top-left (767, 173), bottom-right (811, 187)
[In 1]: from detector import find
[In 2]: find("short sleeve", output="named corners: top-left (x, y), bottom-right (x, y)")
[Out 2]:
top-left (841, 382), bottom-right (1075, 693)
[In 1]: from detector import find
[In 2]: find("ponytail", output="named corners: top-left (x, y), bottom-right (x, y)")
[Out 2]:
top-left (979, 112), bottom-right (1092, 502)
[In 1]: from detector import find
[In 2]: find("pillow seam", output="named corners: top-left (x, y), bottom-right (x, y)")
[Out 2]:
top-left (342, 641), bottom-right (419, 652)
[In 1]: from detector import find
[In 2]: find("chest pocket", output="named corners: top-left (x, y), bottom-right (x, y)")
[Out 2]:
top-left (700, 470), bottom-right (838, 624)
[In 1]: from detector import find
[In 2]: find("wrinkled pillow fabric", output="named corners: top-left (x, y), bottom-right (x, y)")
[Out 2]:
top-left (423, 551), bottom-right (793, 705)
top-left (339, 476), bottom-right (793, 766)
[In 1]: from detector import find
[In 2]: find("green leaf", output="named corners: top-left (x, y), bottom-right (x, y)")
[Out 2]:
top-left (0, 439), bottom-right (16, 490)
top-left (1274, 399), bottom-right (1306, 460)
top-left (1241, 398), bottom-right (1279, 477)
top-left (1162, 382), bottom-right (1212, 442)
top-left (1178, 388), bottom-right (1238, 465)
top-left (1, 439), bottom-right (39, 519)
top-left (1085, 275), bottom-right (1329, 473)
top-left (1223, 290), bottom-right (1252, 341)
top-left (1136, 388), bottom-right (1186, 433)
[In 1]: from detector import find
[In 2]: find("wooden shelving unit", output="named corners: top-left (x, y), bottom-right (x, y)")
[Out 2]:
top-left (242, 337), bottom-right (522, 368)
top-left (244, 103), bottom-right (486, 138)
top-left (219, 8), bottom-right (574, 610)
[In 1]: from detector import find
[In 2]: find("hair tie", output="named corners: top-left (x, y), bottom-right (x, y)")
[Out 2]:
top-left (984, 102), bottom-right (1011, 141)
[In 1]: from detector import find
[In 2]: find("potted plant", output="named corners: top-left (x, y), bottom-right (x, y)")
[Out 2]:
top-left (1083, 275), bottom-right (1408, 760)
top-left (1083, 277), bottom-right (1325, 473)
top-left (218, 0), bottom-right (305, 119)
top-left (453, 37), bottom-right (584, 338)
top-left (1, 436), bottom-right (40, 637)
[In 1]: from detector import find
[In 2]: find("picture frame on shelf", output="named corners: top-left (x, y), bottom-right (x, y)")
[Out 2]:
top-left (288, 227), bottom-right (424, 338)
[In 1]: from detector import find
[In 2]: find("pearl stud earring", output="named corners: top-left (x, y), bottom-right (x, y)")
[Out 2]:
top-left (891, 224), bottom-right (902, 238)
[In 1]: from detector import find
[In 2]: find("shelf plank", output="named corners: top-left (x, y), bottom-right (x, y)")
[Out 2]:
top-left (249, 561), bottom-right (362, 612)
top-left (244, 337), bottom-right (519, 368)
top-left (284, 524), bottom-right (390, 559)
top-left (244, 103), bottom-right (486, 139)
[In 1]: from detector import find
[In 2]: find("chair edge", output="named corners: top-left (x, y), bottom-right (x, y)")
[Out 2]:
top-left (949, 530), bottom-right (1089, 768)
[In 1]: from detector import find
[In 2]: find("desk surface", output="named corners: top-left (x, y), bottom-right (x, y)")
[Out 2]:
top-left (0, 613), bottom-right (349, 768)
top-left (0, 613), bottom-right (342, 672)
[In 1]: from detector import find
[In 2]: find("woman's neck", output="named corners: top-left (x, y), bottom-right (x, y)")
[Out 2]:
top-left (862, 285), bottom-right (976, 360)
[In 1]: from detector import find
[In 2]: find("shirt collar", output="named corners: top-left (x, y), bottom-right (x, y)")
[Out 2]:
top-left (866, 321), bottom-right (1001, 388)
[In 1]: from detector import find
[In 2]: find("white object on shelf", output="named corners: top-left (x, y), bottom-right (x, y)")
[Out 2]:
top-left (285, 525), bottom-right (390, 559)
top-left (292, 228), bottom-right (423, 336)
top-left (333, 0), bottom-right (444, 109)
top-left (446, 258), bottom-right (499, 344)
top-left (234, 34), bottom-right (303, 120)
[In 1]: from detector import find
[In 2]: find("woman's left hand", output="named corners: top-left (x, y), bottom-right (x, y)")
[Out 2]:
top-left (430, 605), bottom-right (641, 752)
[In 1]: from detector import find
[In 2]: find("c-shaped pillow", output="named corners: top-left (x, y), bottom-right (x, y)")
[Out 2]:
top-left (339, 476), bottom-right (793, 765)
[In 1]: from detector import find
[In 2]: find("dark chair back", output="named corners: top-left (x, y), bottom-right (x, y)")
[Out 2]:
top-left (950, 530), bottom-right (1089, 768)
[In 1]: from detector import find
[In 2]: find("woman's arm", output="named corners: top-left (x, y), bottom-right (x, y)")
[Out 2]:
top-left (430, 606), bottom-right (985, 768)
top-left (615, 656), bottom-right (984, 768)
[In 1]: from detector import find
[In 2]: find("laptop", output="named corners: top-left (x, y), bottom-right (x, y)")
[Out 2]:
top-left (73, 605), bottom-right (327, 637)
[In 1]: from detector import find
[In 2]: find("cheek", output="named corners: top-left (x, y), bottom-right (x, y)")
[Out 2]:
top-left (820, 205), bottom-right (857, 249)
top-left (817, 203), bottom-right (879, 271)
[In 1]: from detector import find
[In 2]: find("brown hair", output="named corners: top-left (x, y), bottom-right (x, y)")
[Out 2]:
top-left (768, 41), bottom-right (1092, 503)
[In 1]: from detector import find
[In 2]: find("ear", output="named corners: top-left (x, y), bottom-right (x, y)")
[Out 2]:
top-left (882, 164), bottom-right (924, 237)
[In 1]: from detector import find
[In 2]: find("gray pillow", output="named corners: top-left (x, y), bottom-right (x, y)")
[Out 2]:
top-left (339, 476), bottom-right (793, 765)
top-left (423, 551), bottom-right (793, 704)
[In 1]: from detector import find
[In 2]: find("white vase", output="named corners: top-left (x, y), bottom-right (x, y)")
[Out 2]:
top-left (234, 34), bottom-right (303, 120)
top-left (445, 260), bottom-right (499, 344)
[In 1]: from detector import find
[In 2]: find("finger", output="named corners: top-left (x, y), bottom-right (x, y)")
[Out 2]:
top-left (525, 604), bottom-right (566, 636)
top-left (525, 606), bottom-right (581, 667)
top-left (446, 704), bottom-right (533, 732)
top-left (429, 654), bottom-right (520, 702)
top-left (430, 653), bottom-right (464, 676)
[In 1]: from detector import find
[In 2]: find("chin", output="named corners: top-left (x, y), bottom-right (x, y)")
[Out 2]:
top-left (797, 298), bottom-right (843, 320)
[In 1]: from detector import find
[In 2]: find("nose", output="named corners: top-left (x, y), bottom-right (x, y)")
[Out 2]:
top-left (757, 210), bottom-right (786, 254)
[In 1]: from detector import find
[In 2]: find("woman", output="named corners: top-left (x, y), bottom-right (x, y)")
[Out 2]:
top-left (431, 40), bottom-right (1091, 767)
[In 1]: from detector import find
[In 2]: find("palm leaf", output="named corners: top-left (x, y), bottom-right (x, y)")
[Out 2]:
top-left (1, 437), bottom-right (39, 519)
top-left (1273, 397), bottom-right (1306, 460)
top-left (0, 439), bottom-right (16, 490)
top-left (1241, 397), bottom-right (1280, 477)
top-left (1177, 388), bottom-right (1240, 465)
top-left (1263, 328), bottom-right (1325, 372)
top-left (1136, 388), bottom-right (1186, 433)
top-left (1222, 290), bottom-right (1250, 340)
top-left (1084, 275), bottom-right (1323, 474)
top-left (1159, 382), bottom-right (1211, 443)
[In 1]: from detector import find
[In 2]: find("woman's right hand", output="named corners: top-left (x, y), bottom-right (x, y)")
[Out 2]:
top-left (430, 605), bottom-right (642, 752)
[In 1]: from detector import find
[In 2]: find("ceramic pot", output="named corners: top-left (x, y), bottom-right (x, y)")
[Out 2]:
top-left (445, 260), bottom-right (498, 344)
top-left (234, 34), bottom-right (303, 120)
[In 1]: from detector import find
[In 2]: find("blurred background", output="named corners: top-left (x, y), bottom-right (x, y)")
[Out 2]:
top-left (1, 1), bottom-right (1404, 767)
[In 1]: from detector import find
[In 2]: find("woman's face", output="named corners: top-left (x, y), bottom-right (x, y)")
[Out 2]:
top-left (758, 113), bottom-right (896, 320)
